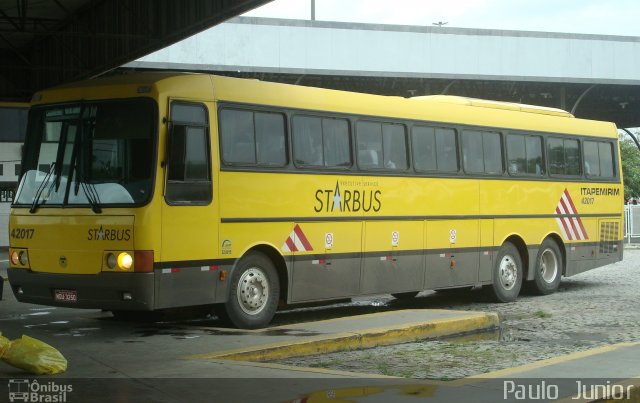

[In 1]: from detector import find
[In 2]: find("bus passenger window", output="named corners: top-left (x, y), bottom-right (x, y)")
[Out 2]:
top-left (293, 116), bottom-right (351, 168)
top-left (462, 130), bottom-right (484, 173)
top-left (584, 140), bottom-right (614, 178)
top-left (462, 130), bottom-right (503, 175)
top-left (220, 109), bottom-right (287, 166)
top-left (357, 121), bottom-right (406, 171)
top-left (507, 134), bottom-right (525, 174)
top-left (599, 142), bottom-right (614, 177)
top-left (548, 137), bottom-right (581, 177)
top-left (220, 109), bottom-right (255, 164)
top-left (293, 116), bottom-right (323, 166)
top-left (255, 113), bottom-right (286, 165)
top-left (564, 139), bottom-right (581, 175)
top-left (412, 126), bottom-right (437, 172)
top-left (436, 128), bottom-right (458, 172)
top-left (323, 118), bottom-right (350, 167)
top-left (382, 124), bottom-right (407, 170)
top-left (166, 103), bottom-right (212, 204)
top-left (507, 134), bottom-right (543, 176)
top-left (411, 126), bottom-right (458, 172)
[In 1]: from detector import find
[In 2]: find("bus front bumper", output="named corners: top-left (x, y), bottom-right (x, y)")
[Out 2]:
top-left (7, 269), bottom-right (155, 311)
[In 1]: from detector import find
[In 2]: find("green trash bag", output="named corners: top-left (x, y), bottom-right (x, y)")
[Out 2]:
top-left (0, 334), bottom-right (67, 375)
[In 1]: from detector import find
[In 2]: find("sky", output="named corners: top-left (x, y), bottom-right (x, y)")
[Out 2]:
top-left (244, 0), bottom-right (640, 36)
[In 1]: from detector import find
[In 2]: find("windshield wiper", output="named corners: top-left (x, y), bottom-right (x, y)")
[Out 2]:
top-left (71, 110), bottom-right (102, 214)
top-left (80, 181), bottom-right (102, 214)
top-left (29, 162), bottom-right (56, 214)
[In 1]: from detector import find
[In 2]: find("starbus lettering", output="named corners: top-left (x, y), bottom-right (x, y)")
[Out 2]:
top-left (314, 181), bottom-right (382, 213)
top-left (87, 225), bottom-right (131, 241)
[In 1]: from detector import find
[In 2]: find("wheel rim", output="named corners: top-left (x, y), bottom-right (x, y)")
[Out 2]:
top-left (498, 254), bottom-right (518, 291)
top-left (540, 248), bottom-right (559, 283)
top-left (236, 267), bottom-right (269, 315)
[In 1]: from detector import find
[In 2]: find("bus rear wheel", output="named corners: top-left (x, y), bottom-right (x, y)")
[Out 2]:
top-left (527, 238), bottom-right (562, 295)
top-left (487, 242), bottom-right (523, 302)
top-left (221, 251), bottom-right (279, 329)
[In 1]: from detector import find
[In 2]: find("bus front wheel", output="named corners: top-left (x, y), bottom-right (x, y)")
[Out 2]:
top-left (221, 251), bottom-right (280, 329)
top-left (527, 238), bottom-right (562, 295)
top-left (488, 242), bottom-right (523, 302)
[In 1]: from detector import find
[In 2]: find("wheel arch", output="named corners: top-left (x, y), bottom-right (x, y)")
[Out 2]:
top-left (240, 243), bottom-right (289, 304)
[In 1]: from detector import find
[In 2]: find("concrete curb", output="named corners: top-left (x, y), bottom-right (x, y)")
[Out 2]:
top-left (188, 311), bottom-right (499, 363)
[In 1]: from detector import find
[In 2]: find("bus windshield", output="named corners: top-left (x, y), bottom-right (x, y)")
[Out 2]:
top-left (14, 98), bottom-right (156, 209)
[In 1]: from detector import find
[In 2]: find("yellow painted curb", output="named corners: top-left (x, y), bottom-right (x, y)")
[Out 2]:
top-left (187, 312), bottom-right (499, 362)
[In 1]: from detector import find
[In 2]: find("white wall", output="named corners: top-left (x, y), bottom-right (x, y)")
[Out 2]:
top-left (130, 17), bottom-right (640, 85)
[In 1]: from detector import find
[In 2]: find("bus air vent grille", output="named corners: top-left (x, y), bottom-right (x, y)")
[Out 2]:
top-left (599, 221), bottom-right (618, 254)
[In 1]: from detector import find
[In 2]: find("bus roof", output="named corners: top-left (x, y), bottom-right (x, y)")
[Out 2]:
top-left (409, 95), bottom-right (574, 118)
top-left (32, 72), bottom-right (618, 139)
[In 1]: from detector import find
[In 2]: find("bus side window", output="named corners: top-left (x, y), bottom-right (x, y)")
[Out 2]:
top-left (357, 121), bottom-right (406, 171)
top-left (220, 109), bottom-right (287, 166)
top-left (584, 140), bottom-right (615, 178)
top-left (507, 133), bottom-right (544, 176)
top-left (166, 102), bottom-right (212, 205)
top-left (548, 137), bottom-right (581, 177)
top-left (293, 115), bottom-right (351, 168)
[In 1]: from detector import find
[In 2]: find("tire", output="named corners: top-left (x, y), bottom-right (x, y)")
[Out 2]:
top-left (220, 251), bottom-right (280, 329)
top-left (527, 238), bottom-right (562, 295)
top-left (391, 291), bottom-right (419, 300)
top-left (487, 242), bottom-right (523, 302)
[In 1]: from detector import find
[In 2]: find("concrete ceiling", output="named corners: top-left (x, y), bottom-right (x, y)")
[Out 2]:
top-left (0, 0), bottom-right (271, 101)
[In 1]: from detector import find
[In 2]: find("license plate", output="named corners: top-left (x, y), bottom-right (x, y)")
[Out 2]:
top-left (53, 289), bottom-right (77, 303)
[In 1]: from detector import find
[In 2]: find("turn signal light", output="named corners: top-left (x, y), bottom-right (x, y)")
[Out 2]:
top-left (9, 248), bottom-right (29, 268)
top-left (10, 249), bottom-right (20, 265)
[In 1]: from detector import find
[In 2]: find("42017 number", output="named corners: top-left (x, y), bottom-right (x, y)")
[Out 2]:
top-left (10, 228), bottom-right (35, 240)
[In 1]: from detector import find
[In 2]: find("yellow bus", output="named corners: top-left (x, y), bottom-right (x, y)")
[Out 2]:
top-left (7, 73), bottom-right (623, 329)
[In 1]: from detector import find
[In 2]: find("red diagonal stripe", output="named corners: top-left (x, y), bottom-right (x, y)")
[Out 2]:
top-left (285, 237), bottom-right (298, 252)
top-left (293, 224), bottom-right (313, 251)
top-left (559, 197), bottom-right (580, 238)
top-left (563, 189), bottom-right (588, 239)
top-left (556, 207), bottom-right (574, 240)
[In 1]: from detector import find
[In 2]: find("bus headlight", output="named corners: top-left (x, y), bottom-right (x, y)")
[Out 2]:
top-left (117, 252), bottom-right (133, 270)
top-left (18, 251), bottom-right (28, 266)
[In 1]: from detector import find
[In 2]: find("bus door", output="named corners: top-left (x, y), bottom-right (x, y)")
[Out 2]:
top-left (160, 101), bottom-right (218, 307)
top-left (290, 221), bottom-right (363, 302)
top-left (425, 219), bottom-right (479, 289)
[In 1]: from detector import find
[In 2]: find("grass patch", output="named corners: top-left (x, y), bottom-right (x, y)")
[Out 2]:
top-left (534, 310), bottom-right (552, 318)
